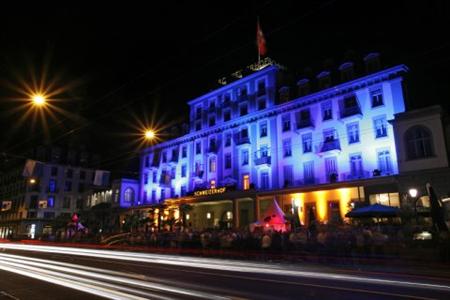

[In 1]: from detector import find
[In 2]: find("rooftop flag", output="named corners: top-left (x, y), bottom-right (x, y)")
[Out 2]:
top-left (257, 18), bottom-right (267, 61)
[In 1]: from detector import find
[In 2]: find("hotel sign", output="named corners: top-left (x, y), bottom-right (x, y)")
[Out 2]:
top-left (194, 187), bottom-right (226, 197)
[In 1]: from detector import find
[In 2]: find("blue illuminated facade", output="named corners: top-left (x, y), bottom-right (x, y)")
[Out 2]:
top-left (132, 57), bottom-right (409, 227)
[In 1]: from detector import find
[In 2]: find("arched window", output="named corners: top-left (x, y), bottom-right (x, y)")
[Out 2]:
top-left (123, 188), bottom-right (135, 203)
top-left (405, 126), bottom-right (434, 160)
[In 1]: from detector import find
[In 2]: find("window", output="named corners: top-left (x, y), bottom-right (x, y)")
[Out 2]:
top-left (374, 116), bottom-right (388, 138)
top-left (181, 186), bottom-right (187, 197)
top-left (242, 150), bottom-right (249, 165)
top-left (76, 197), bottom-right (83, 209)
top-left (347, 122), bottom-right (360, 144)
top-left (239, 86), bottom-right (248, 99)
top-left (260, 145), bottom-right (269, 157)
top-left (66, 169), bottom-right (73, 178)
top-left (144, 172), bottom-right (149, 184)
top-left (260, 122), bottom-right (268, 137)
top-left (260, 172), bottom-right (269, 190)
top-left (145, 156), bottom-right (150, 168)
top-left (47, 196), bottom-right (55, 208)
top-left (171, 148), bottom-right (178, 161)
top-left (196, 142), bottom-right (201, 154)
top-left (324, 128), bottom-right (336, 142)
top-left (78, 183), bottom-right (85, 193)
top-left (283, 165), bottom-right (293, 187)
top-left (162, 151), bottom-right (167, 163)
top-left (80, 171), bottom-right (86, 180)
top-left (405, 126), bottom-right (434, 160)
top-left (195, 121), bottom-right (201, 131)
top-left (209, 116), bottom-right (215, 127)
top-left (181, 146), bottom-right (187, 158)
top-left (171, 167), bottom-right (176, 179)
top-left (209, 138), bottom-right (216, 151)
top-left (240, 103), bottom-right (248, 116)
top-left (51, 167), bottom-right (58, 176)
top-left (124, 188), bottom-right (135, 203)
top-left (302, 133), bottom-right (312, 153)
top-left (152, 171), bottom-right (157, 183)
top-left (223, 109), bottom-right (231, 122)
top-left (63, 197), bottom-right (71, 209)
top-left (196, 106), bottom-right (202, 119)
top-left (181, 165), bottom-right (187, 177)
top-left (371, 89), bottom-right (383, 107)
top-left (210, 180), bottom-right (216, 189)
top-left (209, 100), bottom-right (216, 110)
top-left (377, 149), bottom-right (392, 174)
top-left (225, 153), bottom-right (232, 169)
top-left (209, 157), bottom-right (216, 173)
top-left (282, 114), bottom-right (291, 132)
top-left (257, 80), bottom-right (266, 96)
top-left (64, 181), bottom-right (72, 192)
top-left (322, 101), bottom-right (332, 121)
top-left (243, 174), bottom-right (250, 190)
top-left (241, 128), bottom-right (248, 138)
top-left (48, 179), bottom-right (56, 193)
top-left (258, 99), bottom-right (266, 110)
top-left (325, 157), bottom-right (338, 182)
top-left (350, 154), bottom-right (364, 177)
top-left (223, 93), bottom-right (231, 104)
top-left (151, 190), bottom-right (156, 202)
top-left (283, 139), bottom-right (292, 157)
top-left (29, 195), bottom-right (38, 209)
top-left (225, 133), bottom-right (232, 147)
top-left (369, 193), bottom-right (400, 207)
top-left (160, 189), bottom-right (165, 201)
top-left (170, 187), bottom-right (175, 198)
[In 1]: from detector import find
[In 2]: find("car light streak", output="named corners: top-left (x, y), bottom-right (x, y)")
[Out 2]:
top-left (0, 252), bottom-right (230, 300)
top-left (1, 243), bottom-right (449, 293)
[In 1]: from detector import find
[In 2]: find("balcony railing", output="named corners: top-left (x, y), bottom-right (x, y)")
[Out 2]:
top-left (254, 155), bottom-right (271, 166)
top-left (340, 106), bottom-right (362, 118)
top-left (319, 139), bottom-right (341, 153)
top-left (235, 136), bottom-right (250, 145)
top-left (296, 119), bottom-right (314, 130)
top-left (342, 170), bottom-right (371, 181)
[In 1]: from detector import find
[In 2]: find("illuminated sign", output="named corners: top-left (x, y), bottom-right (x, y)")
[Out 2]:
top-left (194, 187), bottom-right (226, 197)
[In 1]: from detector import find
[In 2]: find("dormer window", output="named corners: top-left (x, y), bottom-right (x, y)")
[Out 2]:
top-left (208, 100), bottom-right (216, 112)
top-left (317, 71), bottom-right (331, 89)
top-left (339, 62), bottom-right (354, 81)
top-left (297, 79), bottom-right (310, 96)
top-left (195, 106), bottom-right (202, 119)
top-left (364, 52), bottom-right (381, 73)
top-left (209, 116), bottom-right (216, 127)
top-left (223, 93), bottom-right (231, 104)
top-left (223, 109), bottom-right (231, 122)
top-left (240, 103), bottom-right (248, 116)
top-left (238, 86), bottom-right (248, 100)
top-left (371, 88), bottom-right (384, 107)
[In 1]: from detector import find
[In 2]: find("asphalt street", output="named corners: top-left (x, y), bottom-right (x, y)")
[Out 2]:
top-left (0, 243), bottom-right (449, 300)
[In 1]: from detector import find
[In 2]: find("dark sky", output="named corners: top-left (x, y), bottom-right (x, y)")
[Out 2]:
top-left (1, 1), bottom-right (449, 176)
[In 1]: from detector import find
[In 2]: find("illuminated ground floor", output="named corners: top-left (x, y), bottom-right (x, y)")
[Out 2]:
top-left (123, 176), bottom-right (400, 231)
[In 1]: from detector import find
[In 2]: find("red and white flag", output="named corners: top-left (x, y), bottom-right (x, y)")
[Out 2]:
top-left (257, 19), bottom-right (267, 57)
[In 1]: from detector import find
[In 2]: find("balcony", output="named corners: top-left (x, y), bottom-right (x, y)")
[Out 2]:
top-left (318, 139), bottom-right (341, 155)
top-left (207, 144), bottom-right (218, 153)
top-left (296, 119), bottom-right (314, 130)
top-left (237, 94), bottom-right (249, 102)
top-left (254, 155), bottom-right (271, 166)
top-left (340, 106), bottom-right (362, 119)
top-left (159, 174), bottom-right (172, 187)
top-left (342, 170), bottom-right (371, 181)
top-left (192, 170), bottom-right (204, 178)
top-left (235, 136), bottom-right (250, 145)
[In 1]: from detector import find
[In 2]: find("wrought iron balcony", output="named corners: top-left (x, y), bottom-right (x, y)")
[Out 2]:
top-left (319, 139), bottom-right (341, 153)
top-left (296, 119), bottom-right (314, 130)
top-left (340, 106), bottom-right (362, 118)
top-left (343, 170), bottom-right (371, 181)
top-left (254, 155), bottom-right (271, 166)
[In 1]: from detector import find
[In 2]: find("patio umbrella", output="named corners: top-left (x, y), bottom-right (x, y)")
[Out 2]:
top-left (345, 203), bottom-right (399, 218)
top-left (426, 183), bottom-right (449, 232)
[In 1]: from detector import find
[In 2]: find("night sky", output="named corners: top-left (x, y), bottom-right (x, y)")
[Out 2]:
top-left (0, 1), bottom-right (449, 177)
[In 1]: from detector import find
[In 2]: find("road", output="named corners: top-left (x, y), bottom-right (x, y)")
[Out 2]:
top-left (0, 243), bottom-right (449, 300)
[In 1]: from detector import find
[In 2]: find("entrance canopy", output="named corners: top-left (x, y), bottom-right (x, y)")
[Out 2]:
top-left (345, 203), bottom-right (399, 218)
top-left (253, 198), bottom-right (288, 232)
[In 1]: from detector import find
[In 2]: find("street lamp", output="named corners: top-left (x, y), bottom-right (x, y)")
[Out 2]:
top-left (144, 129), bottom-right (155, 140)
top-left (409, 188), bottom-right (420, 224)
top-left (31, 94), bottom-right (46, 107)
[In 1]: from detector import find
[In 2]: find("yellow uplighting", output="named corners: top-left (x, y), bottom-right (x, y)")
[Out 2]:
top-left (32, 94), bottom-right (46, 106)
top-left (144, 129), bottom-right (155, 140)
top-left (314, 191), bottom-right (327, 222)
top-left (338, 188), bottom-right (352, 220)
top-left (292, 193), bottom-right (305, 225)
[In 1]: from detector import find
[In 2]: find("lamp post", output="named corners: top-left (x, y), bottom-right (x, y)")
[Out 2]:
top-left (409, 188), bottom-right (419, 224)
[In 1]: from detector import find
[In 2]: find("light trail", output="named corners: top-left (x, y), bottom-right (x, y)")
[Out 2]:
top-left (1, 243), bottom-right (449, 293)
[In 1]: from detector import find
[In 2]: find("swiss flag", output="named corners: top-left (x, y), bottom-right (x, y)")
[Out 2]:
top-left (257, 19), bottom-right (267, 57)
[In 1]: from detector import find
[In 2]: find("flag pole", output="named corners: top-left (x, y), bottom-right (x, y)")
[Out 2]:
top-left (257, 16), bottom-right (260, 66)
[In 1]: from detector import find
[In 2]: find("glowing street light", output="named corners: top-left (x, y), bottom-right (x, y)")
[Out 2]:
top-left (31, 94), bottom-right (46, 107)
top-left (144, 129), bottom-right (155, 140)
top-left (409, 188), bottom-right (418, 198)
